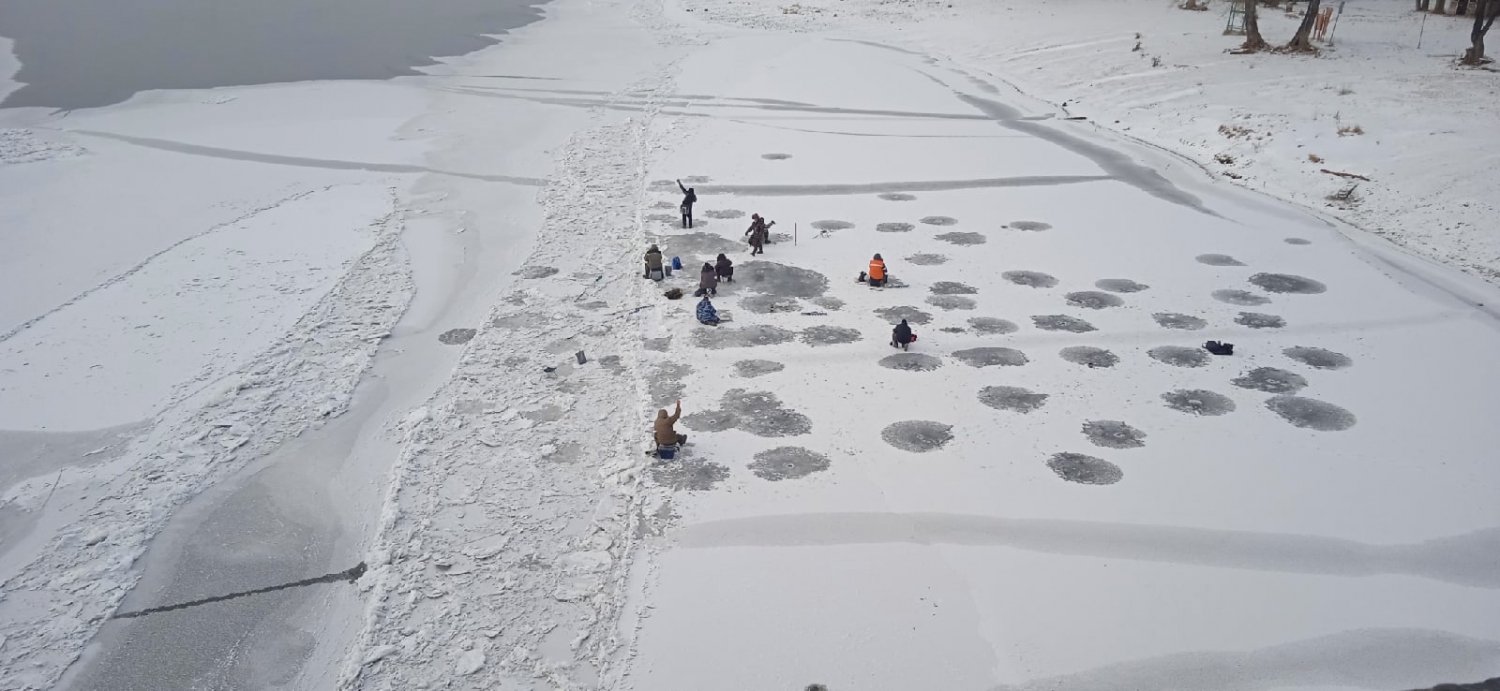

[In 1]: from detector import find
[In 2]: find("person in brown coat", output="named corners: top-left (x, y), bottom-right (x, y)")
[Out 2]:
top-left (655, 400), bottom-right (687, 447)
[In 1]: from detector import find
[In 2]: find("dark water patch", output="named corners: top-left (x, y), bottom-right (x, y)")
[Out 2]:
top-left (1250, 273), bottom-right (1327, 294)
top-left (879, 353), bottom-right (943, 372)
top-left (740, 261), bottom-right (829, 298)
top-left (878, 193), bottom-right (917, 201)
top-left (1003, 271), bottom-right (1058, 288)
top-left (1196, 253), bottom-right (1247, 267)
top-left (644, 212), bottom-right (679, 223)
top-left (1082, 420), bottom-right (1147, 449)
top-left (809, 296), bottom-right (845, 311)
top-left (693, 325), bottom-right (797, 349)
top-left (600, 355), bottom-right (625, 374)
top-left (978, 386), bottom-right (1049, 413)
top-left (643, 337), bottom-right (672, 352)
top-left (811, 219), bottom-right (854, 231)
top-left (1213, 288), bottom-right (1273, 306)
top-left (761, 153), bottom-right (793, 160)
top-left (1148, 345), bottom-right (1210, 368)
top-left (1232, 367), bottom-right (1307, 394)
top-left (952, 347), bottom-right (1028, 368)
top-left (1066, 291), bottom-right (1124, 309)
top-left (874, 306), bottom-right (933, 325)
top-left (968, 317), bottom-right (1018, 335)
top-left (1161, 389), bottom-right (1236, 416)
top-left (701, 209), bottom-right (745, 219)
top-left (1265, 396), bottom-right (1357, 431)
top-left (768, 232), bottom-right (794, 243)
top-left (801, 326), bottom-right (862, 346)
top-left (438, 328), bottom-right (476, 345)
top-left (920, 216), bottom-right (958, 226)
top-left (1033, 315), bottom-right (1096, 333)
top-left (723, 389), bottom-right (813, 437)
top-left (650, 460), bottom-right (730, 491)
top-left (749, 447), bottom-right (830, 481)
top-left (876, 222), bottom-right (915, 233)
top-left (1285, 237), bottom-right (1312, 245)
top-left (926, 295), bottom-right (977, 311)
top-left (740, 295), bottom-right (802, 314)
top-left (1047, 453), bottom-right (1122, 485)
top-left (734, 359), bottom-right (785, 378)
top-left (1236, 312), bottom-right (1286, 329)
top-left (881, 421), bottom-right (954, 453)
top-left (1153, 313), bottom-right (1207, 330)
top-left (1008, 221), bottom-right (1052, 231)
top-left (935, 231), bottom-right (986, 246)
top-left (1060, 346), bottom-right (1118, 367)
top-left (940, 327), bottom-right (966, 333)
top-left (931, 282), bottom-right (978, 295)
top-left (907, 253), bottom-right (950, 266)
top-left (1284, 346), bottom-right (1353, 370)
top-left (649, 362), bottom-right (694, 406)
top-left (515, 266), bottom-right (559, 279)
top-left (681, 410), bottom-right (739, 432)
top-left (1095, 278), bottom-right (1149, 293)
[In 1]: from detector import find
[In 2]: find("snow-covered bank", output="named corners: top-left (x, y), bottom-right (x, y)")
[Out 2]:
top-left (678, 0), bottom-right (1500, 287)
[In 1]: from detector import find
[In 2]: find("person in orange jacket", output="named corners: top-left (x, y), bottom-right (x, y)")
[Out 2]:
top-left (868, 253), bottom-right (888, 287)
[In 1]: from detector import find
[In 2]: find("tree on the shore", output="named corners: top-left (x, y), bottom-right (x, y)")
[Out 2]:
top-left (1243, 0), bottom-right (1268, 51)
top-left (1458, 0), bottom-right (1471, 16)
top-left (1286, 0), bottom-right (1324, 51)
top-left (1463, 0), bottom-right (1496, 64)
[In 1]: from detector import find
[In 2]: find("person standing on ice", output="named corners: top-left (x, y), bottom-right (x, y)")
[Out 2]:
top-left (696, 296), bottom-right (720, 326)
top-left (656, 400), bottom-right (688, 447)
top-left (677, 180), bottom-right (697, 228)
top-left (891, 318), bottom-right (914, 350)
top-left (696, 262), bottom-right (718, 297)
top-left (715, 253), bottom-right (734, 283)
top-left (868, 253), bottom-right (888, 287)
top-left (644, 244), bottom-right (664, 279)
top-left (745, 214), bottom-right (773, 255)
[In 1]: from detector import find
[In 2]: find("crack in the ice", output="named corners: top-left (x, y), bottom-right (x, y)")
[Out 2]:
top-left (112, 562), bottom-right (368, 620)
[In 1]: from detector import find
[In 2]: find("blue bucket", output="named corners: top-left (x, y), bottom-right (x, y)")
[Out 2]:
top-left (656, 444), bottom-right (679, 460)
top-left (671, 256), bottom-right (682, 270)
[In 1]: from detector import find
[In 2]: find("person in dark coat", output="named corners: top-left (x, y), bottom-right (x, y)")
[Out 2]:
top-left (644, 244), bottom-right (664, 279)
top-left (745, 214), bottom-right (774, 255)
top-left (696, 262), bottom-right (718, 297)
top-left (715, 253), bottom-right (734, 283)
top-left (696, 297), bottom-right (720, 326)
top-left (677, 180), bottom-right (697, 228)
top-left (891, 319), bottom-right (914, 350)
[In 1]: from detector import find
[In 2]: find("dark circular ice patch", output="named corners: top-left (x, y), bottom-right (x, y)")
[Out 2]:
top-left (801, 326), bottom-right (862, 346)
top-left (881, 420), bottom-right (954, 453)
top-left (809, 296), bottom-right (845, 311)
top-left (876, 222), bottom-right (914, 233)
top-left (1235, 312), bottom-right (1286, 329)
top-left (1161, 389), bottom-right (1236, 416)
top-left (693, 325), bottom-right (798, 349)
top-left (648, 179), bottom-right (677, 190)
top-left (952, 347), bottom-right (1028, 368)
top-left (1032, 315), bottom-right (1096, 333)
top-left (812, 219), bottom-right (854, 231)
top-left (660, 232), bottom-right (741, 255)
top-left (1047, 453), bottom-right (1122, 485)
top-left (701, 209), bottom-right (745, 219)
top-left (1153, 313), bottom-right (1208, 330)
top-left (650, 460), bottom-right (730, 491)
top-left (1265, 395), bottom-right (1357, 431)
top-left (1249, 273), bottom-right (1327, 295)
top-left (1284, 238), bottom-right (1312, 245)
top-left (438, 328), bottom-right (477, 345)
top-left (968, 317), bottom-right (1018, 335)
top-left (515, 265), bottom-right (559, 279)
top-left (879, 353), bottom-right (943, 371)
top-left (761, 153), bottom-right (793, 160)
top-left (926, 295), bottom-right (977, 311)
top-left (734, 359), bottom-right (785, 378)
top-left (741, 261), bottom-right (829, 298)
top-left (978, 386), bottom-right (1048, 413)
top-left (1095, 278), bottom-right (1150, 293)
top-left (1066, 291), bottom-right (1124, 310)
top-left (940, 327), bottom-right (966, 334)
top-left (649, 362), bottom-right (693, 406)
top-left (935, 232), bottom-right (986, 246)
top-left (878, 192), bottom-right (916, 201)
top-left (1148, 345), bottom-right (1210, 368)
top-left (1212, 288), bottom-right (1272, 306)
top-left (749, 447), bottom-right (830, 481)
top-left (1283, 346), bottom-right (1353, 370)
top-left (644, 212), bottom-right (679, 224)
top-left (1008, 221), bottom-right (1052, 232)
top-left (723, 389), bottom-right (813, 437)
top-left (1196, 253), bottom-right (1247, 267)
top-left (1060, 346), bottom-right (1118, 368)
top-left (920, 216), bottom-right (958, 226)
top-left (1231, 367), bottom-right (1307, 394)
top-left (1082, 420), bottom-right (1146, 449)
top-left (907, 253), bottom-right (949, 266)
top-left (874, 306), bottom-right (933, 325)
top-left (740, 295), bottom-right (802, 314)
top-left (1003, 271), bottom-right (1058, 288)
top-left (681, 409), bottom-right (738, 432)
top-left (930, 281), bottom-right (978, 295)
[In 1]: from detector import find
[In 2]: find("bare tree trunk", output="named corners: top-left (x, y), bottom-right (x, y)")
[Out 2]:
top-left (1286, 0), bottom-right (1323, 50)
top-left (1420, 0), bottom-right (1432, 11)
top-left (1244, 0), bottom-right (1269, 50)
top-left (1458, 0), bottom-right (1471, 16)
top-left (1435, 0), bottom-right (1448, 14)
top-left (1464, 0), bottom-right (1495, 64)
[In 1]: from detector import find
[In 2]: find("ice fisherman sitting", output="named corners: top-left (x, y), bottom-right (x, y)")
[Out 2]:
top-left (696, 296), bottom-right (720, 326)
